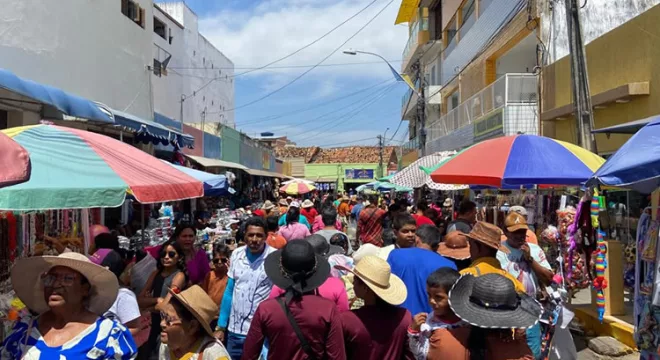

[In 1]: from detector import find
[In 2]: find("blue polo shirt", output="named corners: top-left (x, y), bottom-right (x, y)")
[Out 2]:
top-left (387, 248), bottom-right (457, 315)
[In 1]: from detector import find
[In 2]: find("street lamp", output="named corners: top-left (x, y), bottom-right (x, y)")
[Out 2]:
top-left (342, 49), bottom-right (391, 65)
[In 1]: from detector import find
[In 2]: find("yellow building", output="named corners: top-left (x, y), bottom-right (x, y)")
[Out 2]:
top-left (541, 2), bottom-right (660, 156)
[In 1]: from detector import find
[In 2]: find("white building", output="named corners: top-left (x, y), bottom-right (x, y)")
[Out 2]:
top-left (154, 2), bottom-right (235, 129)
top-left (0, 0), bottom-right (234, 132)
top-left (0, 0), bottom-right (155, 126)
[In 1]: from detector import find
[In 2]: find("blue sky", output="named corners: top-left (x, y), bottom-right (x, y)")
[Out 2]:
top-left (168, 0), bottom-right (409, 147)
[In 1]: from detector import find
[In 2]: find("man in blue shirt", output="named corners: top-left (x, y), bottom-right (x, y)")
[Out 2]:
top-left (350, 196), bottom-right (364, 220)
top-left (386, 224), bottom-right (457, 316)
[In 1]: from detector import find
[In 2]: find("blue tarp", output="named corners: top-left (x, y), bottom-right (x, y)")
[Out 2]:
top-left (112, 109), bottom-right (195, 149)
top-left (589, 118), bottom-right (660, 193)
top-left (0, 68), bottom-right (113, 123)
top-left (165, 161), bottom-right (231, 197)
top-left (203, 132), bottom-right (222, 159)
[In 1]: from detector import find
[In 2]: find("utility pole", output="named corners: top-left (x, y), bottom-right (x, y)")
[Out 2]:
top-left (377, 135), bottom-right (384, 179)
top-left (565, 0), bottom-right (596, 152)
top-left (412, 60), bottom-right (427, 156)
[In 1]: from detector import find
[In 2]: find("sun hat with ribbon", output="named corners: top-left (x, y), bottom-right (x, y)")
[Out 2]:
top-left (335, 255), bottom-right (407, 306)
top-left (448, 273), bottom-right (542, 329)
top-left (11, 252), bottom-right (119, 315)
top-left (167, 285), bottom-right (218, 338)
top-left (460, 221), bottom-right (509, 254)
top-left (264, 240), bottom-right (330, 300)
top-left (438, 231), bottom-right (470, 260)
top-left (301, 199), bottom-right (315, 208)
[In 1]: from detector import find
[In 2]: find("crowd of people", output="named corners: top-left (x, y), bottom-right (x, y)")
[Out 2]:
top-left (0, 192), bottom-right (557, 360)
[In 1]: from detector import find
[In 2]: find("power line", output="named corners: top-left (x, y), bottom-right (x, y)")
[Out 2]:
top-left (236, 78), bottom-right (393, 126)
top-left (208, 0), bottom-right (396, 115)
top-left (315, 136), bottom-right (378, 147)
top-left (182, 0), bottom-right (383, 101)
top-left (286, 82), bottom-right (398, 137)
top-left (301, 82), bottom-right (398, 141)
top-left (169, 59), bottom-right (402, 71)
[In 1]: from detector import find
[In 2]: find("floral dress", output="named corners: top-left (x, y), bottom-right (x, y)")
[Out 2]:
top-left (0, 316), bottom-right (137, 359)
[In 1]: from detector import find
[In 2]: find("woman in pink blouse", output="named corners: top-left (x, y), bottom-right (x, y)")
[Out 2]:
top-left (279, 203), bottom-right (311, 241)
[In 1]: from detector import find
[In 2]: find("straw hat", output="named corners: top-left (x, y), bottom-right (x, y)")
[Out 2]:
top-left (352, 243), bottom-right (390, 263)
top-left (449, 273), bottom-right (541, 329)
top-left (279, 199), bottom-right (288, 206)
top-left (505, 212), bottom-right (529, 232)
top-left (262, 200), bottom-right (275, 210)
top-left (289, 201), bottom-right (301, 208)
top-left (438, 231), bottom-right (470, 260)
top-left (443, 198), bottom-right (453, 207)
top-left (335, 255), bottom-right (407, 305)
top-left (168, 285), bottom-right (218, 338)
top-left (460, 221), bottom-right (509, 254)
top-left (301, 199), bottom-right (315, 208)
top-left (11, 252), bottom-right (119, 315)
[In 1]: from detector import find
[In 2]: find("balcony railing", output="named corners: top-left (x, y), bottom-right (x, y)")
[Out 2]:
top-left (402, 16), bottom-right (429, 60)
top-left (426, 73), bottom-right (537, 141)
top-left (402, 137), bottom-right (419, 150)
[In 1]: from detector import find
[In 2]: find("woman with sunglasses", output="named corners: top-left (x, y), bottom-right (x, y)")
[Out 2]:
top-left (201, 244), bottom-right (233, 306)
top-left (138, 240), bottom-right (188, 359)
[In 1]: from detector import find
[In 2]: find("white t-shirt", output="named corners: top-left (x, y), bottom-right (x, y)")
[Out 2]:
top-left (228, 245), bottom-right (276, 335)
top-left (105, 288), bottom-right (141, 325)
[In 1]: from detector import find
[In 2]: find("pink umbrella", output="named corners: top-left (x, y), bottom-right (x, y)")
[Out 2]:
top-left (0, 131), bottom-right (30, 188)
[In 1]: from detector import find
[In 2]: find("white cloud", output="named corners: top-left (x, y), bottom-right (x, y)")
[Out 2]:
top-left (199, 0), bottom-right (408, 81)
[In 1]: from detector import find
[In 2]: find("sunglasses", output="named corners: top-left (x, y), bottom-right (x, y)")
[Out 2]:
top-left (212, 258), bottom-right (229, 265)
top-left (160, 312), bottom-right (182, 327)
top-left (41, 273), bottom-right (79, 287)
top-left (163, 251), bottom-right (178, 259)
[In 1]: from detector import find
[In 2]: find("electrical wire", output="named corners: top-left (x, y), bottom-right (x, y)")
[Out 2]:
top-left (207, 0), bottom-right (396, 115)
top-left (168, 59), bottom-right (402, 71)
top-left (314, 136), bottom-right (378, 147)
top-left (236, 78), bottom-right (393, 126)
top-left (181, 0), bottom-right (383, 101)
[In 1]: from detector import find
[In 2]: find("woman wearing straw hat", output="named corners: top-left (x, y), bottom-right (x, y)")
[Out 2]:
top-left (449, 273), bottom-right (541, 360)
top-left (242, 241), bottom-right (345, 359)
top-left (157, 285), bottom-right (230, 359)
top-left (300, 199), bottom-right (318, 226)
top-left (336, 255), bottom-right (413, 360)
top-left (0, 252), bottom-right (137, 359)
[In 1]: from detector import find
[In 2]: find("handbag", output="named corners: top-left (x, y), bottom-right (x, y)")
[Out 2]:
top-left (276, 297), bottom-right (317, 359)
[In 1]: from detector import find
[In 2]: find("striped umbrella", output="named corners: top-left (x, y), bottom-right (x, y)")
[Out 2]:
top-left (0, 131), bottom-right (30, 188)
top-left (390, 152), bottom-right (468, 190)
top-left (429, 135), bottom-right (605, 187)
top-left (280, 180), bottom-right (316, 195)
top-left (0, 125), bottom-right (204, 210)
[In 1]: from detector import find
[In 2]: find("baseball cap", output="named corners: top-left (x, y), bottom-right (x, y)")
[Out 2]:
top-left (505, 212), bottom-right (529, 232)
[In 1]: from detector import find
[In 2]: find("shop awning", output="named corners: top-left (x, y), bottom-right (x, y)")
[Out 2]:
top-left (0, 68), bottom-right (113, 123)
top-left (395, 0), bottom-right (420, 24)
top-left (111, 109), bottom-right (194, 148)
top-left (245, 168), bottom-right (286, 178)
top-left (592, 115), bottom-right (657, 135)
top-left (185, 154), bottom-right (248, 171)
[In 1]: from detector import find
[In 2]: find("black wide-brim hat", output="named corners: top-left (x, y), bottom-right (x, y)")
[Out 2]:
top-left (449, 274), bottom-right (542, 329)
top-left (265, 245), bottom-right (331, 294)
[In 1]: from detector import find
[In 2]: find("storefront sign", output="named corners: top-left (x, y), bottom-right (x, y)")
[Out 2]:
top-left (473, 108), bottom-right (504, 143)
top-left (345, 169), bottom-right (374, 180)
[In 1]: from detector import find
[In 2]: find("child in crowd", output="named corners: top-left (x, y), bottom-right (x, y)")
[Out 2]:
top-left (201, 243), bottom-right (233, 307)
top-left (408, 267), bottom-right (470, 360)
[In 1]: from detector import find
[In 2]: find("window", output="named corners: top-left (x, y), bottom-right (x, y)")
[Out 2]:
top-left (431, 65), bottom-right (436, 85)
top-left (121, 0), bottom-right (144, 28)
top-left (154, 17), bottom-right (167, 40)
top-left (446, 17), bottom-right (457, 44)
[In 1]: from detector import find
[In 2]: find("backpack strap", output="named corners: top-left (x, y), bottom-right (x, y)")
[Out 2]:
top-left (276, 297), bottom-right (317, 359)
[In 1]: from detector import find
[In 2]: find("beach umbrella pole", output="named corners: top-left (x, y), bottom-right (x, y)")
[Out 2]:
top-left (141, 203), bottom-right (145, 249)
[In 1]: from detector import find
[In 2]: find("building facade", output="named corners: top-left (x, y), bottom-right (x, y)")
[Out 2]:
top-left (396, 0), bottom-right (540, 156)
top-left (540, 0), bottom-right (660, 155)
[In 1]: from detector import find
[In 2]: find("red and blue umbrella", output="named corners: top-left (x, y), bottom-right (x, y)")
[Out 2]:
top-left (0, 125), bottom-right (203, 210)
top-left (430, 135), bottom-right (605, 187)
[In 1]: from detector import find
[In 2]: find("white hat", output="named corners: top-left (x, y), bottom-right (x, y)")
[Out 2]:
top-left (11, 252), bottom-right (119, 315)
top-left (290, 201), bottom-right (301, 208)
top-left (301, 199), bottom-right (314, 208)
top-left (508, 205), bottom-right (528, 216)
top-left (353, 243), bottom-right (392, 263)
top-left (443, 198), bottom-right (453, 207)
